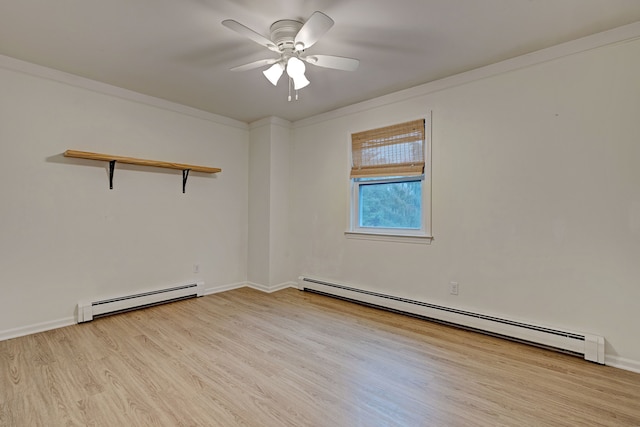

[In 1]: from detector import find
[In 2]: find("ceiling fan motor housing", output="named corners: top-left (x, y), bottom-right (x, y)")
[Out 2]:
top-left (222, 12), bottom-right (358, 76)
top-left (270, 20), bottom-right (303, 51)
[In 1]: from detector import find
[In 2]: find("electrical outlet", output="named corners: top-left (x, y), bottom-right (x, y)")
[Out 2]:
top-left (449, 281), bottom-right (459, 295)
top-left (193, 264), bottom-right (200, 274)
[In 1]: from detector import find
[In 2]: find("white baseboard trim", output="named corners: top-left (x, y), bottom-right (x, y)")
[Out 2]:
top-left (1, 281), bottom-right (298, 343)
top-left (204, 282), bottom-right (247, 295)
top-left (0, 317), bottom-right (75, 342)
top-left (3, 285), bottom-right (640, 376)
top-left (205, 281), bottom-right (297, 295)
top-left (247, 281), bottom-right (297, 293)
top-left (605, 355), bottom-right (640, 374)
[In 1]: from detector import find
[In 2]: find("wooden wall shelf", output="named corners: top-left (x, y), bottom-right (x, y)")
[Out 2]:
top-left (64, 150), bottom-right (221, 193)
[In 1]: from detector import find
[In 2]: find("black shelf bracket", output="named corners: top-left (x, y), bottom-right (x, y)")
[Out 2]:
top-left (182, 169), bottom-right (190, 194)
top-left (108, 162), bottom-right (192, 193)
top-left (109, 160), bottom-right (116, 190)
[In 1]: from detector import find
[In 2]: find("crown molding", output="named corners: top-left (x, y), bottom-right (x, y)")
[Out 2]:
top-left (249, 116), bottom-right (292, 130)
top-left (0, 54), bottom-right (249, 130)
top-left (293, 21), bottom-right (640, 129)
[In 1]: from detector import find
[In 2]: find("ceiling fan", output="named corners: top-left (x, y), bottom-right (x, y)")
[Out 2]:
top-left (222, 11), bottom-right (359, 100)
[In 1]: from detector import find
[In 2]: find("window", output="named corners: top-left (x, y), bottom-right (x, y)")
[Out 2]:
top-left (348, 117), bottom-right (431, 241)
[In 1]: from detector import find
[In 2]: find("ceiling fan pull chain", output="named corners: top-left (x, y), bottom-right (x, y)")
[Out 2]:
top-left (288, 77), bottom-right (292, 102)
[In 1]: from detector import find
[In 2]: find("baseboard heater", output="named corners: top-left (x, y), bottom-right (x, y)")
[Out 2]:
top-left (299, 276), bottom-right (605, 364)
top-left (77, 281), bottom-right (204, 323)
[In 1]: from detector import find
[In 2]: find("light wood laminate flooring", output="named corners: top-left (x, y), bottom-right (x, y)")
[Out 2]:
top-left (1, 287), bottom-right (639, 426)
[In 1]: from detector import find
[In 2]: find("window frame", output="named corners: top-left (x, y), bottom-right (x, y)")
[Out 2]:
top-left (346, 113), bottom-right (433, 243)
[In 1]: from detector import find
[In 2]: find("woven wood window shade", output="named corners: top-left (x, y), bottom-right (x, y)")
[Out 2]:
top-left (351, 119), bottom-right (425, 178)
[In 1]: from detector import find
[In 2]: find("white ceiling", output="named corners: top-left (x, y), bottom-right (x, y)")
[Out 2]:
top-left (1, 1), bottom-right (640, 123)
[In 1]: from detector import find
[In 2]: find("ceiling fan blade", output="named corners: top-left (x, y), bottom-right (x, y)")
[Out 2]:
top-left (230, 58), bottom-right (278, 72)
top-left (222, 20), bottom-right (280, 52)
top-left (294, 11), bottom-right (334, 51)
top-left (303, 55), bottom-right (359, 71)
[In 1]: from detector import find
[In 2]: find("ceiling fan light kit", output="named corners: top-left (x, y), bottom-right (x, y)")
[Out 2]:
top-left (222, 11), bottom-right (359, 101)
top-left (263, 62), bottom-right (284, 86)
top-left (286, 57), bottom-right (310, 90)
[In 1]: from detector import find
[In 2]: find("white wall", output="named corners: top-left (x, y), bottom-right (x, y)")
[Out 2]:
top-left (0, 59), bottom-right (249, 336)
top-left (247, 118), bottom-right (293, 289)
top-left (248, 122), bottom-right (271, 286)
top-left (268, 121), bottom-right (293, 287)
top-left (290, 37), bottom-right (640, 366)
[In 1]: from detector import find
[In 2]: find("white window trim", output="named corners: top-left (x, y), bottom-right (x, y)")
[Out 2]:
top-left (346, 112), bottom-right (433, 242)
top-left (344, 230), bottom-right (433, 244)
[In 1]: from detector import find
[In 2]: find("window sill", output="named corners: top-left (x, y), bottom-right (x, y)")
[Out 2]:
top-left (344, 231), bottom-right (433, 244)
